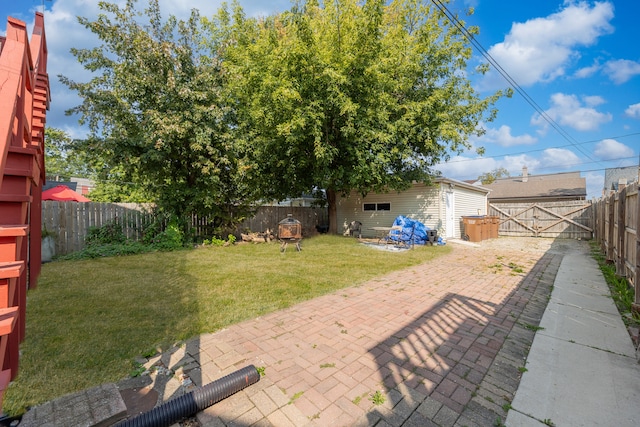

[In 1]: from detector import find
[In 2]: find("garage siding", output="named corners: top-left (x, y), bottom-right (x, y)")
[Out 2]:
top-left (453, 186), bottom-right (489, 238)
top-left (336, 183), bottom-right (442, 238)
top-left (336, 181), bottom-right (489, 239)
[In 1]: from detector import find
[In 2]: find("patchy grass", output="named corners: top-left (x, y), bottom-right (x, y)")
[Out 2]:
top-left (590, 242), bottom-right (640, 329)
top-left (5, 235), bottom-right (450, 416)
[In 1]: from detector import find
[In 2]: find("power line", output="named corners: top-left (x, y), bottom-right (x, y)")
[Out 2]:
top-left (429, 0), bottom-right (602, 164)
top-left (444, 131), bottom-right (640, 165)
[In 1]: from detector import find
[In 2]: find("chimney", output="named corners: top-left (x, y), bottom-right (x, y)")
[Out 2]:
top-left (522, 166), bottom-right (528, 183)
top-left (618, 178), bottom-right (627, 192)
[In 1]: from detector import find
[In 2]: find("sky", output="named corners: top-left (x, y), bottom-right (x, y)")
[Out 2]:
top-left (1, 0), bottom-right (638, 199)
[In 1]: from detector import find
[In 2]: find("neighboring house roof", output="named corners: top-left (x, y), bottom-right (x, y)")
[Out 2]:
top-left (43, 181), bottom-right (78, 192)
top-left (603, 166), bottom-right (638, 193)
top-left (483, 168), bottom-right (586, 201)
top-left (434, 177), bottom-right (491, 194)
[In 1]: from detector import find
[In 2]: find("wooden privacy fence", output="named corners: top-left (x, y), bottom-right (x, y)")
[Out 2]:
top-left (592, 182), bottom-right (639, 311)
top-left (489, 200), bottom-right (593, 239)
top-left (42, 202), bottom-right (153, 255)
top-left (42, 202), bottom-right (328, 256)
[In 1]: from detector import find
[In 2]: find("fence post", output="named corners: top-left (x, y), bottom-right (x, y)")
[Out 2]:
top-left (616, 187), bottom-right (626, 276)
top-left (607, 193), bottom-right (615, 262)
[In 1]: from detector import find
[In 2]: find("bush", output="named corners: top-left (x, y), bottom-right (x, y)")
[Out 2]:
top-left (58, 241), bottom-right (151, 260)
top-left (148, 218), bottom-right (184, 251)
top-left (86, 221), bottom-right (126, 245)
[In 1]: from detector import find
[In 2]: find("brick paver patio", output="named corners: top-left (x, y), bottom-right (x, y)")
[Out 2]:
top-left (143, 237), bottom-right (564, 427)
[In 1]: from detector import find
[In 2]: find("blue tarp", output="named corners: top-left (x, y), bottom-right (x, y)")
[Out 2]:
top-left (391, 215), bottom-right (429, 245)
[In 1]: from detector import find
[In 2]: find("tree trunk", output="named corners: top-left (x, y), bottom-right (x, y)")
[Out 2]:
top-left (326, 188), bottom-right (338, 235)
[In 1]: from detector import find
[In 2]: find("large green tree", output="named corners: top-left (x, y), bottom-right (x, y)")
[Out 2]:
top-left (61, 0), bottom-right (253, 232)
top-left (210, 0), bottom-right (506, 233)
top-left (44, 128), bottom-right (92, 181)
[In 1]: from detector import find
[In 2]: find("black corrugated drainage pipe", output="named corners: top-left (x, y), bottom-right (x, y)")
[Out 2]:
top-left (115, 364), bottom-right (260, 427)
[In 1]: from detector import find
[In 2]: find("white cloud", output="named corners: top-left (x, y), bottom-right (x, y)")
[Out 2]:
top-left (583, 95), bottom-right (606, 107)
top-left (478, 1), bottom-right (614, 90)
top-left (435, 154), bottom-right (545, 182)
top-left (603, 59), bottom-right (640, 84)
top-left (625, 103), bottom-right (640, 119)
top-left (574, 61), bottom-right (600, 79)
top-left (435, 156), bottom-right (497, 181)
top-left (540, 148), bottom-right (581, 168)
top-left (594, 139), bottom-right (635, 160)
top-left (500, 155), bottom-right (540, 176)
top-left (478, 125), bottom-right (537, 147)
top-left (584, 171), bottom-right (605, 199)
top-left (531, 93), bottom-right (612, 133)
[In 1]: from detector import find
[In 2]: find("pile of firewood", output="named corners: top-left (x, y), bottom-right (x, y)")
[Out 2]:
top-left (240, 229), bottom-right (276, 243)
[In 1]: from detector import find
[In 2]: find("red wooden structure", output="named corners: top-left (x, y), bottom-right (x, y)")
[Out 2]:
top-left (0, 12), bottom-right (50, 409)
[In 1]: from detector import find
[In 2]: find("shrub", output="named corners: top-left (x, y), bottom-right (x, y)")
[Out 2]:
top-left (58, 241), bottom-right (151, 260)
top-left (149, 217), bottom-right (184, 251)
top-left (86, 221), bottom-right (126, 245)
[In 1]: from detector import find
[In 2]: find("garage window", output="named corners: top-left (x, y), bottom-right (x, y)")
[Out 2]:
top-left (363, 203), bottom-right (391, 211)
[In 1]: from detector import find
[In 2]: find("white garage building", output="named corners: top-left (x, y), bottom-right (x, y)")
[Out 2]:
top-left (336, 178), bottom-right (490, 240)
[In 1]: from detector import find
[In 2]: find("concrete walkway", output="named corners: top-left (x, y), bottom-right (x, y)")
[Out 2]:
top-left (506, 240), bottom-right (640, 426)
top-left (17, 238), bottom-right (640, 426)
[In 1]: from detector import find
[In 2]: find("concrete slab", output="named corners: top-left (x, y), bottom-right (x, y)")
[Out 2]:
top-left (540, 301), bottom-right (636, 357)
top-left (507, 335), bottom-right (640, 427)
top-left (507, 249), bottom-right (640, 427)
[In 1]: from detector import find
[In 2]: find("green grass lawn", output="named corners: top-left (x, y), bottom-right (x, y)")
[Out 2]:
top-left (4, 235), bottom-right (450, 416)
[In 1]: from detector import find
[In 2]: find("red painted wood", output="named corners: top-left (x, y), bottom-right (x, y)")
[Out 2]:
top-left (0, 11), bottom-right (49, 402)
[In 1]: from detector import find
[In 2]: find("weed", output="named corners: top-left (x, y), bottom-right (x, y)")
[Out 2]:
top-left (502, 403), bottom-right (512, 412)
top-left (141, 347), bottom-right (158, 359)
top-left (520, 322), bottom-right (545, 331)
top-left (369, 390), bottom-right (386, 405)
top-left (320, 363), bottom-right (336, 368)
top-left (341, 329), bottom-right (348, 334)
top-left (508, 262), bottom-right (524, 273)
top-left (309, 412), bottom-right (320, 420)
top-left (517, 366), bottom-right (528, 373)
top-left (542, 419), bottom-right (555, 426)
top-left (590, 242), bottom-right (640, 328)
top-left (130, 363), bottom-right (145, 378)
top-left (289, 391), bottom-right (304, 404)
top-left (494, 417), bottom-right (506, 427)
top-left (485, 396), bottom-right (494, 403)
top-left (256, 366), bottom-right (266, 376)
top-left (352, 395), bottom-right (363, 405)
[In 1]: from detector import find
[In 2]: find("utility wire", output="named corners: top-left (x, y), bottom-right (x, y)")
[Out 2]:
top-left (430, 0), bottom-right (601, 163)
top-left (444, 131), bottom-right (640, 165)
top-left (452, 158), bottom-right (638, 183)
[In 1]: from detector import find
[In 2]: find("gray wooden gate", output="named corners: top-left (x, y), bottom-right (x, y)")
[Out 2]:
top-left (489, 200), bottom-right (593, 239)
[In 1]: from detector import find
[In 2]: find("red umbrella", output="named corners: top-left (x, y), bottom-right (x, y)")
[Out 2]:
top-left (42, 185), bottom-right (90, 202)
